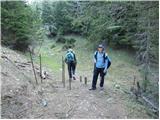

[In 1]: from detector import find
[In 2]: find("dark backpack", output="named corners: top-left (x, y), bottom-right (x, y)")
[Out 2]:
top-left (94, 51), bottom-right (111, 69)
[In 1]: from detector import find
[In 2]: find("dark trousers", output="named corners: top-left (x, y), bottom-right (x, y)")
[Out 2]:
top-left (67, 61), bottom-right (76, 79)
top-left (92, 67), bottom-right (105, 89)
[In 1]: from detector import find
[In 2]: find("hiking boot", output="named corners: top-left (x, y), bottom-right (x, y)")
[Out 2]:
top-left (89, 88), bottom-right (96, 90)
top-left (73, 75), bottom-right (76, 80)
top-left (100, 87), bottom-right (104, 90)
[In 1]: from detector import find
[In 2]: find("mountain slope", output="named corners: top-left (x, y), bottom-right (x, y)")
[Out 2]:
top-left (1, 39), bottom-right (156, 118)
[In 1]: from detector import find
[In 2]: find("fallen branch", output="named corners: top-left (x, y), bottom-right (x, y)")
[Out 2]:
top-left (119, 82), bottom-right (159, 114)
top-left (1, 72), bottom-right (8, 76)
top-left (1, 54), bottom-right (35, 88)
top-left (141, 95), bottom-right (158, 111)
top-left (14, 61), bottom-right (31, 65)
top-left (17, 64), bottom-right (26, 68)
top-left (1, 55), bottom-right (18, 67)
top-left (66, 98), bottom-right (74, 118)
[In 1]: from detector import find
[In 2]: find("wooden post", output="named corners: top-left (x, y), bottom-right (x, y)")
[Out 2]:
top-left (84, 77), bottom-right (87, 85)
top-left (69, 78), bottom-right (71, 90)
top-left (62, 56), bottom-right (65, 87)
top-left (80, 76), bottom-right (82, 82)
top-left (133, 75), bottom-right (136, 85)
top-left (137, 82), bottom-right (141, 95)
top-left (39, 54), bottom-right (42, 83)
top-left (29, 49), bottom-right (38, 84)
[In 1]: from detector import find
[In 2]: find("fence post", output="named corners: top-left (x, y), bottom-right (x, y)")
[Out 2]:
top-left (69, 78), bottom-right (71, 90)
top-left (62, 56), bottom-right (65, 87)
top-left (84, 77), bottom-right (87, 85)
top-left (39, 54), bottom-right (42, 83)
top-left (29, 49), bottom-right (38, 85)
top-left (80, 76), bottom-right (82, 82)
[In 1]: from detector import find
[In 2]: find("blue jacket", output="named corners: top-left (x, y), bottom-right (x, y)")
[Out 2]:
top-left (94, 51), bottom-right (110, 69)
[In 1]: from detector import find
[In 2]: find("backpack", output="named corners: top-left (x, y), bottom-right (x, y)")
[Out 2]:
top-left (94, 51), bottom-right (111, 69)
top-left (66, 52), bottom-right (75, 63)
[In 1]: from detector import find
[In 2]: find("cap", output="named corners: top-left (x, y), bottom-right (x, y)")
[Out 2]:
top-left (98, 44), bottom-right (104, 48)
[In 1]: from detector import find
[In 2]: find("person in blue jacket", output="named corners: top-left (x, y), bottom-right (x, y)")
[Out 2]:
top-left (89, 44), bottom-right (111, 90)
top-left (65, 48), bottom-right (77, 80)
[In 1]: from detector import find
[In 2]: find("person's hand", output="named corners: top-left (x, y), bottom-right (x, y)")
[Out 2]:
top-left (103, 68), bottom-right (107, 74)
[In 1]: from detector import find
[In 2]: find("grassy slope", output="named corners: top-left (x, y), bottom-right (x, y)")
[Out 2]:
top-left (34, 35), bottom-right (142, 85)
top-left (31, 35), bottom-right (156, 118)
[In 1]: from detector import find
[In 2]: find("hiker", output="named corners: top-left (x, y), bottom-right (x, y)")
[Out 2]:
top-left (89, 44), bottom-right (111, 90)
top-left (65, 48), bottom-right (77, 80)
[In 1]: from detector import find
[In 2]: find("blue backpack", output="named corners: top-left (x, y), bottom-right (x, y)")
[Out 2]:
top-left (66, 52), bottom-right (75, 63)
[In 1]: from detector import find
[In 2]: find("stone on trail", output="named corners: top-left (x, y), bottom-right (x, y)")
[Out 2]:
top-left (99, 90), bottom-right (105, 94)
top-left (115, 84), bottom-right (120, 89)
top-left (107, 97), bottom-right (113, 102)
top-left (42, 99), bottom-right (48, 107)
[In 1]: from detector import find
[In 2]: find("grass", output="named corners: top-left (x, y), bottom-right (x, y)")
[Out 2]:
top-left (24, 35), bottom-right (141, 84)
top-left (33, 35), bottom-right (94, 72)
top-left (32, 35), bottom-right (139, 80)
top-left (24, 34), bottom-right (144, 90)
top-left (24, 34), bottom-right (157, 118)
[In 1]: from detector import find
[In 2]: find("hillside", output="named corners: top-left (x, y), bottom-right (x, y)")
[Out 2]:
top-left (1, 1), bottom-right (159, 119)
top-left (1, 36), bottom-right (158, 118)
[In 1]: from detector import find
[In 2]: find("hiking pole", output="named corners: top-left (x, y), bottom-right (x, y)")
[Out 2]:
top-left (29, 49), bottom-right (38, 85)
top-left (39, 54), bottom-right (42, 83)
top-left (62, 56), bottom-right (65, 88)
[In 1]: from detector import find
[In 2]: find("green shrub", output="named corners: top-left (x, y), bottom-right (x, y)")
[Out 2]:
top-left (66, 38), bottom-right (76, 44)
top-left (61, 38), bottom-right (76, 50)
top-left (50, 44), bottom-right (56, 49)
top-left (56, 35), bottom-right (66, 43)
top-left (62, 43), bottom-right (75, 50)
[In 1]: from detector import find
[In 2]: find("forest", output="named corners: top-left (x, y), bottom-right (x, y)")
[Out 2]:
top-left (1, 0), bottom-right (159, 119)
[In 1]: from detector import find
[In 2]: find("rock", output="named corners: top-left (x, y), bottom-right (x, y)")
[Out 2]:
top-left (42, 99), bottom-right (48, 107)
top-left (99, 91), bottom-right (105, 94)
top-left (41, 71), bottom-right (47, 79)
top-left (115, 84), bottom-right (120, 89)
top-left (66, 113), bottom-right (69, 117)
top-left (38, 91), bottom-right (43, 96)
top-left (107, 97), bottom-right (113, 102)
top-left (2, 51), bottom-right (6, 54)
top-left (16, 89), bottom-right (19, 92)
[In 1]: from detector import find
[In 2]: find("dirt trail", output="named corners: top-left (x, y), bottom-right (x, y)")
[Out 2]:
top-left (1, 46), bottom-right (151, 119)
top-left (30, 79), bottom-right (128, 119)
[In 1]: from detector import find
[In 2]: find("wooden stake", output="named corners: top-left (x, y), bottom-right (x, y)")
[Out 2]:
top-left (39, 54), bottom-right (42, 83)
top-left (62, 56), bottom-right (65, 87)
top-left (133, 75), bottom-right (136, 85)
top-left (29, 49), bottom-right (38, 84)
top-left (69, 78), bottom-right (71, 90)
top-left (84, 77), bottom-right (87, 85)
top-left (80, 76), bottom-right (82, 82)
top-left (137, 81), bottom-right (141, 95)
